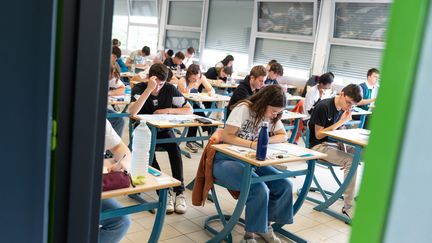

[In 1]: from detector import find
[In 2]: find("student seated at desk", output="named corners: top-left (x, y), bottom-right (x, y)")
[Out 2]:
top-left (215, 54), bottom-right (234, 69)
top-left (226, 65), bottom-right (267, 118)
top-left (264, 61), bottom-right (284, 85)
top-left (100, 120), bottom-right (131, 243)
top-left (352, 68), bottom-right (380, 127)
top-left (129, 63), bottom-right (193, 214)
top-left (126, 45), bottom-right (155, 70)
top-left (112, 46), bottom-right (128, 73)
top-left (107, 63), bottom-right (125, 136)
top-left (183, 47), bottom-right (195, 69)
top-left (177, 64), bottom-right (215, 153)
top-left (130, 68), bottom-right (179, 87)
top-left (204, 66), bottom-right (232, 82)
top-left (303, 72), bottom-right (335, 120)
top-left (308, 84), bottom-right (362, 219)
top-left (214, 85), bottom-right (292, 243)
top-left (164, 51), bottom-right (186, 71)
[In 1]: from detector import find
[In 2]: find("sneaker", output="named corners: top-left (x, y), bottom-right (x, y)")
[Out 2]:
top-left (257, 226), bottom-right (281, 243)
top-left (185, 142), bottom-right (198, 153)
top-left (166, 192), bottom-right (174, 214)
top-left (240, 233), bottom-right (257, 243)
top-left (175, 193), bottom-right (187, 214)
top-left (342, 206), bottom-right (353, 219)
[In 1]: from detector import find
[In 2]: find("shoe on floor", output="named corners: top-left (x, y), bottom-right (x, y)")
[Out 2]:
top-left (257, 226), bottom-right (281, 243)
top-left (240, 233), bottom-right (257, 243)
top-left (185, 142), bottom-right (198, 153)
top-left (175, 193), bottom-right (187, 214)
top-left (342, 206), bottom-right (353, 219)
top-left (166, 192), bottom-right (174, 214)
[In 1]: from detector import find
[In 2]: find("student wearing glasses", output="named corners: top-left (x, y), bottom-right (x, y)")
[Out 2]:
top-left (308, 84), bottom-right (363, 219)
top-left (129, 63), bottom-right (193, 214)
top-left (214, 85), bottom-right (292, 243)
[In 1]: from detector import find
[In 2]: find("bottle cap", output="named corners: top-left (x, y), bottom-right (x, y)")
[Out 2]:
top-left (262, 121), bottom-right (269, 127)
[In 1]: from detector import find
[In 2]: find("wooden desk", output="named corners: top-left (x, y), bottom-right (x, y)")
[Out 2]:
top-left (120, 72), bottom-right (134, 78)
top-left (101, 167), bottom-right (180, 243)
top-left (281, 111), bottom-right (307, 143)
top-left (182, 93), bottom-right (231, 103)
top-left (207, 79), bottom-right (239, 89)
top-left (309, 128), bottom-right (369, 224)
top-left (205, 143), bottom-right (327, 243)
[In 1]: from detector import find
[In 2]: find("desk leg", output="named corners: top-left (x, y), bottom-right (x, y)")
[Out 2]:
top-left (288, 118), bottom-right (300, 144)
top-left (207, 163), bottom-right (253, 243)
top-left (313, 145), bottom-right (362, 223)
top-left (272, 159), bottom-right (316, 243)
top-left (148, 125), bottom-right (157, 165)
top-left (148, 189), bottom-right (168, 243)
top-left (359, 115), bottom-right (366, 128)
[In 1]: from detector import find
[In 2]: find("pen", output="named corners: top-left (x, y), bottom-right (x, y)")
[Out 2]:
top-left (112, 153), bottom-right (127, 169)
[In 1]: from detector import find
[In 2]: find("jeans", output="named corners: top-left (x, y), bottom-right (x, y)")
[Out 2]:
top-left (213, 152), bottom-right (293, 233)
top-left (107, 109), bottom-right (125, 137)
top-left (152, 129), bottom-right (185, 195)
top-left (99, 199), bottom-right (131, 243)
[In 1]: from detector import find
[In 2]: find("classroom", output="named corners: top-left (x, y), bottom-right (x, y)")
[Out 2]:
top-left (4, 0), bottom-right (431, 243)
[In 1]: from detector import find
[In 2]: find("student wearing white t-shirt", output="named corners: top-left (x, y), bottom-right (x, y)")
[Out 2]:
top-left (107, 63), bottom-right (126, 136)
top-left (213, 85), bottom-right (293, 243)
top-left (100, 120), bottom-right (131, 243)
top-left (303, 72), bottom-right (335, 119)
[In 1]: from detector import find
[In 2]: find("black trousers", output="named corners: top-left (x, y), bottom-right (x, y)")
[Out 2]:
top-left (186, 102), bottom-right (214, 138)
top-left (152, 129), bottom-right (185, 195)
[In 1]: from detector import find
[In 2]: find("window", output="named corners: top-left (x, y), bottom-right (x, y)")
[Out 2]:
top-left (258, 2), bottom-right (314, 36)
top-left (164, 0), bottom-right (203, 55)
top-left (327, 1), bottom-right (390, 82)
top-left (112, 0), bottom-right (129, 50)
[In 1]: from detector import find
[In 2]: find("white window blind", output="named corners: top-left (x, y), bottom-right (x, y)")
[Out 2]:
top-left (327, 45), bottom-right (382, 80)
top-left (114, 0), bottom-right (128, 16)
top-left (168, 1), bottom-right (203, 28)
top-left (205, 0), bottom-right (253, 53)
top-left (334, 2), bottom-right (390, 42)
top-left (129, 0), bottom-right (157, 17)
top-left (165, 30), bottom-right (200, 54)
top-left (258, 2), bottom-right (314, 36)
top-left (254, 38), bottom-right (313, 71)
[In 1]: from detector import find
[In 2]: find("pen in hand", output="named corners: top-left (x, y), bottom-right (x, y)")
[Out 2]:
top-left (108, 153), bottom-right (127, 172)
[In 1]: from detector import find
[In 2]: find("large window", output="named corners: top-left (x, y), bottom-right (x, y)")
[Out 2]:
top-left (164, 0), bottom-right (203, 55)
top-left (327, 1), bottom-right (390, 82)
top-left (253, 1), bottom-right (318, 77)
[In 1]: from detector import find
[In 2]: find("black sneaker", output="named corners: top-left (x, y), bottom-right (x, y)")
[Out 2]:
top-left (185, 142), bottom-right (198, 153)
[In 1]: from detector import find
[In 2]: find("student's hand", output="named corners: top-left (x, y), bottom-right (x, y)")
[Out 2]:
top-left (146, 76), bottom-right (158, 91)
top-left (154, 108), bottom-right (171, 114)
top-left (340, 110), bottom-right (352, 122)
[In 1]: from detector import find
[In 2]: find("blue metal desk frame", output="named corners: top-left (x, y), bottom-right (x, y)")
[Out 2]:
top-left (204, 152), bottom-right (318, 243)
top-left (100, 188), bottom-right (168, 243)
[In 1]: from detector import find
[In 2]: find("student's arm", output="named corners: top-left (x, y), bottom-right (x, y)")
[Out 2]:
top-left (129, 76), bottom-right (158, 117)
top-left (222, 124), bottom-right (256, 148)
top-left (107, 141), bottom-right (132, 172)
top-left (201, 76), bottom-right (215, 95)
top-left (169, 75), bottom-right (179, 85)
top-left (108, 86), bottom-right (125, 96)
top-left (303, 88), bottom-right (316, 115)
top-left (153, 102), bottom-right (193, 115)
top-left (125, 56), bottom-right (133, 67)
top-left (357, 98), bottom-right (376, 106)
top-left (177, 77), bottom-right (188, 93)
top-left (268, 128), bottom-right (288, 144)
top-left (314, 110), bottom-right (352, 140)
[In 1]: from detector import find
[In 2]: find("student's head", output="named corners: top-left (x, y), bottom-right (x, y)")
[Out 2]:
top-left (141, 46), bottom-right (151, 56)
top-left (339, 84), bottom-right (362, 111)
top-left (266, 59), bottom-right (278, 71)
top-left (185, 64), bottom-right (201, 82)
top-left (112, 38), bottom-right (121, 47)
top-left (216, 66), bottom-right (232, 79)
top-left (112, 46), bottom-right (122, 59)
top-left (110, 62), bottom-right (121, 81)
top-left (249, 65), bottom-right (267, 90)
top-left (367, 68), bottom-right (380, 85)
top-left (166, 49), bottom-right (174, 58)
top-left (267, 62), bottom-right (284, 81)
top-left (186, 47), bottom-right (195, 58)
top-left (173, 51), bottom-right (185, 65)
top-left (245, 85), bottom-right (287, 129)
top-left (221, 55), bottom-right (234, 67)
top-left (317, 72), bottom-right (334, 90)
top-left (148, 63), bottom-right (169, 92)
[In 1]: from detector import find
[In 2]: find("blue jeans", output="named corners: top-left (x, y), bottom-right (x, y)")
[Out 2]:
top-left (213, 152), bottom-right (293, 233)
top-left (99, 199), bottom-right (131, 243)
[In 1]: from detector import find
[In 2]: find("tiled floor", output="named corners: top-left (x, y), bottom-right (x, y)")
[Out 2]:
top-left (116, 129), bottom-right (362, 243)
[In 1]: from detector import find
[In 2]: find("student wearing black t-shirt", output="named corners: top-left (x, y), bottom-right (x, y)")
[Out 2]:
top-left (129, 63), bottom-right (193, 214)
top-left (308, 84), bottom-right (362, 218)
top-left (226, 65), bottom-right (267, 118)
top-left (204, 66), bottom-right (232, 82)
top-left (163, 51), bottom-right (186, 70)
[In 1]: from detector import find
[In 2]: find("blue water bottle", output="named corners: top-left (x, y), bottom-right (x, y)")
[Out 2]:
top-left (256, 122), bottom-right (269, 161)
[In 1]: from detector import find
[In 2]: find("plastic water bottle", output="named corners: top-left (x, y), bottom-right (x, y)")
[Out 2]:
top-left (256, 122), bottom-right (269, 161)
top-left (124, 85), bottom-right (131, 102)
top-left (131, 122), bottom-right (152, 177)
top-left (131, 64), bottom-right (136, 74)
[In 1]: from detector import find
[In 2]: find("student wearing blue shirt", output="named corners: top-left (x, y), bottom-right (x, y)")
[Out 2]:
top-left (112, 46), bottom-right (128, 73)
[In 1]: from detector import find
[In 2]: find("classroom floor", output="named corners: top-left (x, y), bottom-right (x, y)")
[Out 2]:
top-left (116, 128), bottom-right (363, 243)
